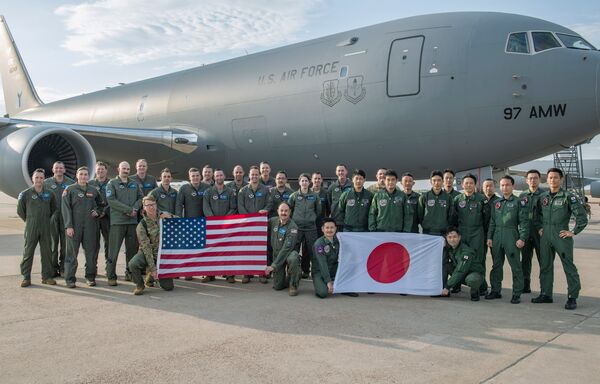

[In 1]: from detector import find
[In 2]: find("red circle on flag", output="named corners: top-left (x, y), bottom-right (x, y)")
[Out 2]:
top-left (366, 242), bottom-right (410, 283)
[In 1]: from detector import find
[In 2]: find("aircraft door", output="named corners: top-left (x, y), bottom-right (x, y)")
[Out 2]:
top-left (232, 116), bottom-right (269, 150)
top-left (387, 36), bottom-right (424, 97)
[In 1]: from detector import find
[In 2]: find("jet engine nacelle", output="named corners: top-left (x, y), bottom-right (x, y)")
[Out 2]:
top-left (590, 180), bottom-right (600, 198)
top-left (0, 126), bottom-right (96, 199)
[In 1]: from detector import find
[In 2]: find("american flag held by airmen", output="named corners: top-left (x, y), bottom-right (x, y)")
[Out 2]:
top-left (157, 213), bottom-right (268, 279)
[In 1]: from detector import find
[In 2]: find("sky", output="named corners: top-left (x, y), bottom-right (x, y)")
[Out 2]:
top-left (1, 0), bottom-right (600, 156)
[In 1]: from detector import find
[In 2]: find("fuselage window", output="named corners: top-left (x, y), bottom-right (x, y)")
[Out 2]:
top-left (532, 32), bottom-right (561, 52)
top-left (506, 32), bottom-right (529, 53)
top-left (556, 33), bottom-right (596, 50)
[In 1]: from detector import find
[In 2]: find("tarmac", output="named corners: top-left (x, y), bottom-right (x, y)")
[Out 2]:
top-left (0, 191), bottom-right (599, 384)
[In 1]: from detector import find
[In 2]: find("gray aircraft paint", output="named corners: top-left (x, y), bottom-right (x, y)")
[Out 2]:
top-left (1, 12), bottom-right (599, 199)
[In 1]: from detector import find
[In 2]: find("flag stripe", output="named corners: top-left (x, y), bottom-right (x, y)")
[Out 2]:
top-left (161, 245), bottom-right (266, 255)
top-left (160, 256), bottom-right (266, 264)
top-left (160, 260), bottom-right (265, 269)
top-left (206, 231), bottom-right (266, 239)
top-left (207, 222), bottom-right (268, 230)
top-left (206, 235), bottom-right (265, 245)
top-left (159, 269), bottom-right (264, 279)
top-left (160, 251), bottom-right (266, 259)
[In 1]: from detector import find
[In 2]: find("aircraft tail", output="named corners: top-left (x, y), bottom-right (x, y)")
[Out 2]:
top-left (0, 15), bottom-right (42, 116)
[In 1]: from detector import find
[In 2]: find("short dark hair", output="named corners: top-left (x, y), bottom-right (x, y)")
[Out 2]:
top-left (402, 172), bottom-right (414, 179)
top-left (352, 169), bottom-right (366, 178)
top-left (430, 170), bottom-right (443, 179)
top-left (298, 173), bottom-right (310, 181)
top-left (95, 161), bottom-right (108, 169)
top-left (483, 178), bottom-right (496, 185)
top-left (277, 201), bottom-right (290, 210)
top-left (501, 175), bottom-right (515, 185)
top-left (160, 168), bottom-right (172, 175)
top-left (443, 169), bottom-right (455, 177)
top-left (32, 168), bottom-right (45, 176)
top-left (526, 169), bottom-right (541, 178)
top-left (76, 166), bottom-right (89, 174)
top-left (336, 164), bottom-right (348, 170)
top-left (547, 167), bottom-right (564, 178)
top-left (322, 217), bottom-right (337, 226)
top-left (385, 169), bottom-right (398, 179)
top-left (462, 173), bottom-right (477, 184)
top-left (446, 226), bottom-right (461, 236)
top-left (276, 170), bottom-right (287, 178)
top-left (249, 165), bottom-right (259, 172)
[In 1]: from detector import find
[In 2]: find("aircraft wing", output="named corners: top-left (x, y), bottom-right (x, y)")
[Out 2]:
top-left (0, 117), bottom-right (199, 198)
top-left (0, 117), bottom-right (199, 153)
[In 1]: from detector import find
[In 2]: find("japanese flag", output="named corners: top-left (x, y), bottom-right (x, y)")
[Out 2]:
top-left (333, 232), bottom-right (444, 295)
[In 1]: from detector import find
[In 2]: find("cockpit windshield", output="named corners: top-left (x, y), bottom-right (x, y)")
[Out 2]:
top-left (556, 33), bottom-right (596, 50)
top-left (506, 30), bottom-right (597, 54)
top-left (531, 32), bottom-right (561, 52)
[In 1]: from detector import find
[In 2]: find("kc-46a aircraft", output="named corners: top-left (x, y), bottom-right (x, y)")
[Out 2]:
top-left (1, 12), bottom-right (599, 198)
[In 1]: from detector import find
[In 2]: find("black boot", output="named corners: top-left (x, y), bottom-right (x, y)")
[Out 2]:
top-left (485, 291), bottom-right (502, 300)
top-left (531, 294), bottom-right (553, 303)
top-left (565, 298), bottom-right (577, 310)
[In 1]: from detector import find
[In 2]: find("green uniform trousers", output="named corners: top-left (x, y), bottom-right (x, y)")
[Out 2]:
top-left (21, 228), bottom-right (54, 280)
top-left (490, 240), bottom-right (524, 295)
top-left (461, 228), bottom-right (488, 292)
top-left (64, 225), bottom-right (99, 283)
top-left (312, 272), bottom-right (331, 298)
top-left (295, 229), bottom-right (318, 275)
top-left (128, 252), bottom-right (174, 291)
top-left (539, 233), bottom-right (580, 299)
top-left (521, 231), bottom-right (541, 285)
top-left (50, 214), bottom-right (67, 272)
top-left (106, 224), bottom-right (138, 280)
top-left (443, 266), bottom-right (482, 297)
top-left (272, 251), bottom-right (301, 291)
top-left (95, 215), bottom-right (110, 263)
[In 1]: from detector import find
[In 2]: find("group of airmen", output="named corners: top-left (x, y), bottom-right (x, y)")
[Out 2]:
top-left (17, 159), bottom-right (588, 309)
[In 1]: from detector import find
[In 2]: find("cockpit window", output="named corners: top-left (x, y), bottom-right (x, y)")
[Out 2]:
top-left (532, 32), bottom-right (561, 52)
top-left (556, 33), bottom-right (596, 50)
top-left (506, 32), bottom-right (529, 53)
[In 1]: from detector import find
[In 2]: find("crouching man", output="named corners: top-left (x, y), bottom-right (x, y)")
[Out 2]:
top-left (128, 195), bottom-right (174, 295)
top-left (264, 202), bottom-right (301, 296)
top-left (442, 226), bottom-right (483, 301)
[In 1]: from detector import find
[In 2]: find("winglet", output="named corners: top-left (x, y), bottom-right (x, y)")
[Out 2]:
top-left (0, 15), bottom-right (42, 116)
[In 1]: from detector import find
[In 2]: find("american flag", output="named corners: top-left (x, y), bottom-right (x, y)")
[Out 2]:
top-left (157, 213), bottom-right (268, 279)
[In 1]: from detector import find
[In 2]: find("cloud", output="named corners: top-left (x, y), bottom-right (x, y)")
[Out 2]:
top-left (55, 0), bottom-right (320, 65)
top-left (569, 21), bottom-right (600, 48)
